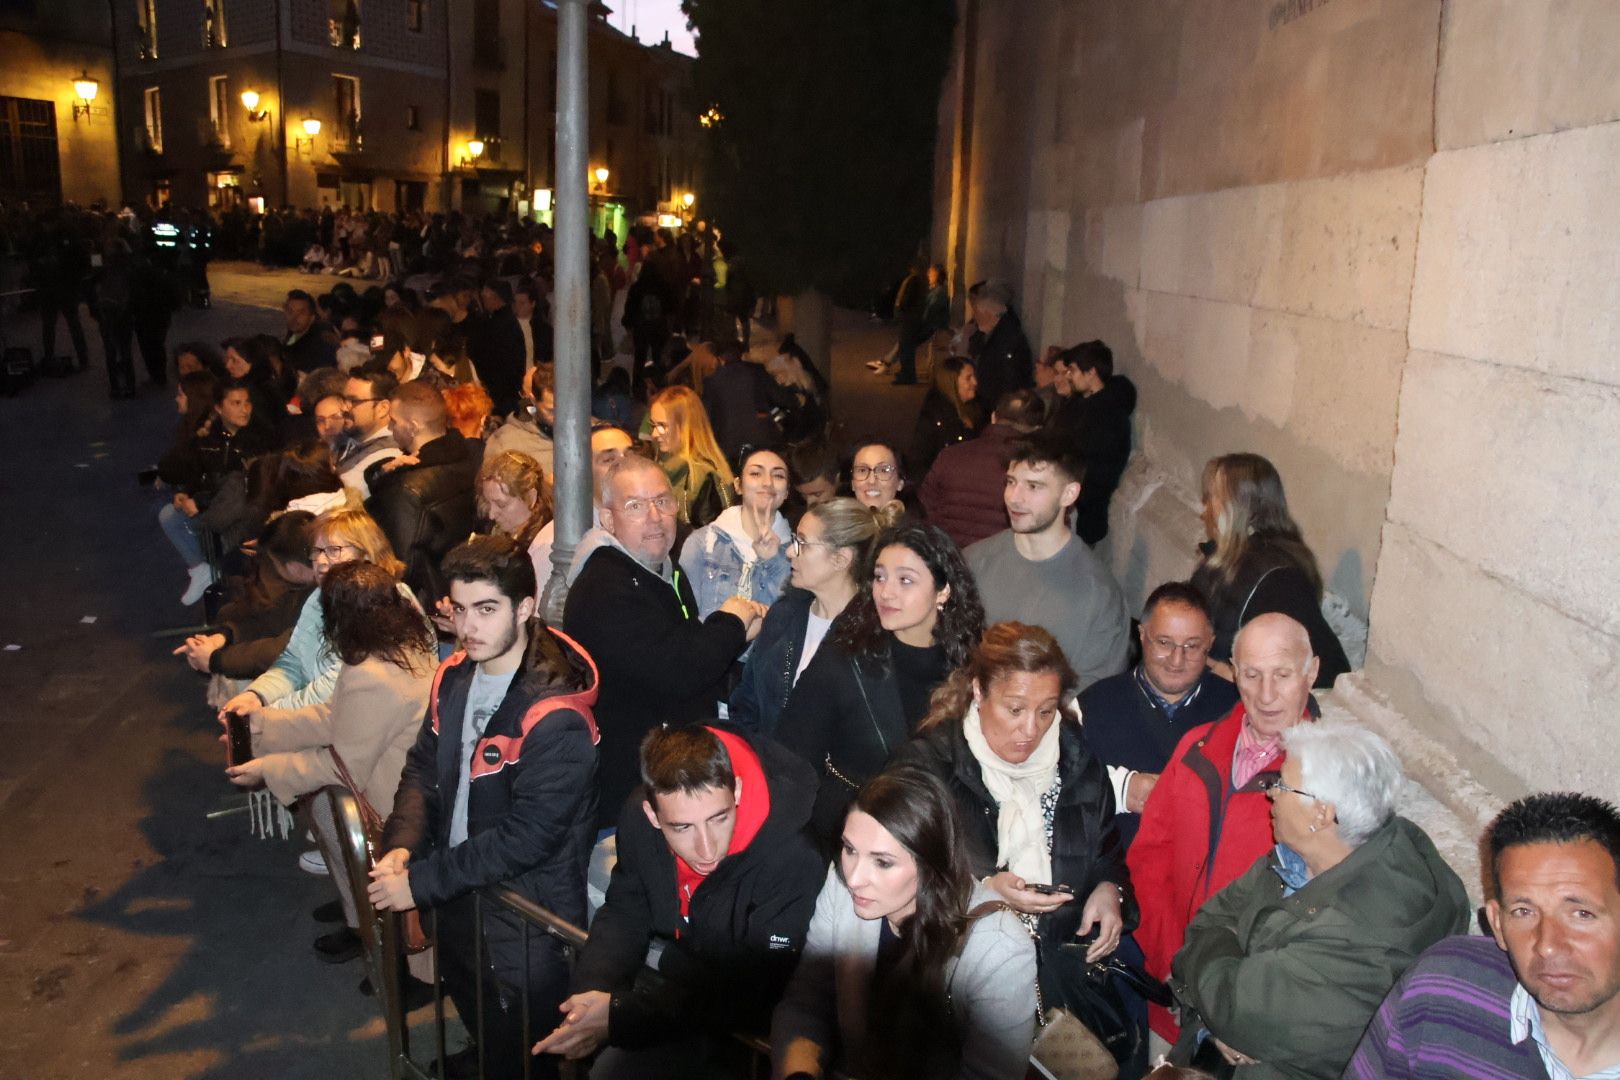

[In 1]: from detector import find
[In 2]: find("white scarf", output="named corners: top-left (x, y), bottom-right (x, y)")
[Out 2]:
top-left (962, 700), bottom-right (1061, 884)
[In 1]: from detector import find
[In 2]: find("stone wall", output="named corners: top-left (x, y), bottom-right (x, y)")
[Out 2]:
top-left (933, 0), bottom-right (1620, 839)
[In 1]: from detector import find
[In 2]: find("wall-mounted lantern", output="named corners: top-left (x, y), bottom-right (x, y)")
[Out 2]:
top-left (71, 72), bottom-right (100, 122)
top-left (295, 116), bottom-right (321, 156)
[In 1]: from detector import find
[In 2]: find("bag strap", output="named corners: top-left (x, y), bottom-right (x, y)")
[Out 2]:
top-left (1235, 565), bottom-right (1282, 628)
top-left (329, 746), bottom-right (385, 841)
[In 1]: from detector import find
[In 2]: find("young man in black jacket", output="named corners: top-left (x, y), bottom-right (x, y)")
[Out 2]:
top-left (533, 725), bottom-right (825, 1071)
top-left (371, 536), bottom-right (599, 1080)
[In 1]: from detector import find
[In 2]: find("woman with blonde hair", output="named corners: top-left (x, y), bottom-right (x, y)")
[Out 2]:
top-left (647, 384), bottom-right (734, 527)
top-left (477, 450), bottom-right (553, 601)
top-left (218, 507), bottom-right (413, 716)
top-left (1191, 453), bottom-right (1349, 688)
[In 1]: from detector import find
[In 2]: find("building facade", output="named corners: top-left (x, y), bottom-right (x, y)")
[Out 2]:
top-left (0, 3), bottom-right (120, 208)
top-left (108, 0), bottom-right (695, 217)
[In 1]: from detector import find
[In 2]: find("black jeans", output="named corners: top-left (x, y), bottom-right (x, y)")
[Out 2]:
top-left (96, 305), bottom-right (136, 395)
top-left (40, 294), bottom-right (90, 368)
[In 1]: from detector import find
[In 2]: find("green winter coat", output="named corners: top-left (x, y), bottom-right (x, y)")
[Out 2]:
top-left (1169, 815), bottom-right (1470, 1080)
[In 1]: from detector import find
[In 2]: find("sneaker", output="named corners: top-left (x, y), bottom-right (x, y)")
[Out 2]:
top-left (313, 927), bottom-right (362, 964)
top-left (179, 563), bottom-right (216, 606)
top-left (864, 358), bottom-right (887, 370)
top-left (298, 849), bottom-right (330, 876)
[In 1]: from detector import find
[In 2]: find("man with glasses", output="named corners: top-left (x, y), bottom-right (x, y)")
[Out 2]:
top-left (1078, 581), bottom-right (1239, 846)
top-left (1127, 611), bottom-right (1321, 1055)
top-left (335, 369), bottom-right (400, 499)
top-left (965, 431), bottom-right (1130, 690)
top-left (563, 456), bottom-right (766, 836)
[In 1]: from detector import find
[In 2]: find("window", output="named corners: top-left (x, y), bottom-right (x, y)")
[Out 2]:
top-left (405, 105), bottom-right (420, 131)
top-left (0, 96), bottom-right (63, 209)
top-left (332, 75), bottom-right (361, 149)
top-left (606, 71), bottom-right (626, 126)
top-left (473, 0), bottom-right (500, 67)
top-left (203, 0), bottom-right (227, 48)
top-left (473, 90), bottom-right (499, 139)
top-left (208, 75), bottom-right (230, 147)
top-left (136, 0), bottom-right (158, 59)
top-left (407, 0), bottom-right (424, 33)
top-left (329, 0), bottom-right (361, 50)
top-left (143, 86), bottom-right (163, 153)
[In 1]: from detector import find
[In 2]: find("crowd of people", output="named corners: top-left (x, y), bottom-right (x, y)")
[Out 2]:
top-left (118, 210), bottom-right (1620, 1080)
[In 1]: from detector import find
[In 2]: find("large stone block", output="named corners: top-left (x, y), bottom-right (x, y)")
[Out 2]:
top-left (1386, 351), bottom-right (1620, 636)
top-left (1082, 204), bottom-right (1143, 287)
top-left (1368, 524), bottom-right (1620, 803)
top-left (1409, 124), bottom-right (1620, 387)
top-left (1437, 0), bottom-right (1620, 150)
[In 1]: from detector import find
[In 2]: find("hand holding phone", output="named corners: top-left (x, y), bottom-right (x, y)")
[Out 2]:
top-left (224, 710), bottom-right (253, 766)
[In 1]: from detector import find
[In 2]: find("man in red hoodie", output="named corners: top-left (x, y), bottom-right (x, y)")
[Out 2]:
top-left (533, 725), bottom-right (825, 1072)
top-left (1126, 612), bottom-right (1320, 1050)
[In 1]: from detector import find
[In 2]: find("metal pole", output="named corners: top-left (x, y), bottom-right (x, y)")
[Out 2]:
top-left (542, 0), bottom-right (592, 624)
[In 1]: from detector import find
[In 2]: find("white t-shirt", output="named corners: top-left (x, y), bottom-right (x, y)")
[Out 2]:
top-left (795, 610), bottom-right (835, 684)
top-left (448, 667), bottom-right (517, 846)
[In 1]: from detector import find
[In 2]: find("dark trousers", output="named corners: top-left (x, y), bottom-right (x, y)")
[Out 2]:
top-left (631, 321), bottom-right (668, 394)
top-left (893, 322), bottom-right (925, 383)
top-left (40, 294), bottom-right (90, 368)
top-left (96, 306), bottom-right (136, 395)
top-left (134, 317), bottom-right (170, 385)
top-left (435, 896), bottom-right (568, 1080)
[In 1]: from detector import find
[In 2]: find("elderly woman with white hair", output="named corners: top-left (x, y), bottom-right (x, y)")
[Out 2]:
top-left (1166, 720), bottom-right (1470, 1080)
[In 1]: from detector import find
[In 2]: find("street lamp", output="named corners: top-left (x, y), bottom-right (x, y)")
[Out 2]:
top-left (71, 72), bottom-right (99, 122)
top-left (295, 116), bottom-right (321, 155)
top-left (240, 89), bottom-right (269, 123)
top-left (593, 166), bottom-right (610, 191)
top-left (459, 139), bottom-right (485, 169)
top-left (681, 191), bottom-right (695, 209)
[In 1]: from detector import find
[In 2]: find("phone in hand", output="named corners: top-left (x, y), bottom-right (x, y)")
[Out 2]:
top-left (1024, 882), bottom-right (1074, 896)
top-left (225, 710), bottom-right (253, 766)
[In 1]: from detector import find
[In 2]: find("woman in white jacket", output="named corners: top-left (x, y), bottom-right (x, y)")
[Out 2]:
top-left (772, 766), bottom-right (1037, 1080)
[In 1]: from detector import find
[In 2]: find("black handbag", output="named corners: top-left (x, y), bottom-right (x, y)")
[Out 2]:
top-left (1046, 941), bottom-right (1172, 1067)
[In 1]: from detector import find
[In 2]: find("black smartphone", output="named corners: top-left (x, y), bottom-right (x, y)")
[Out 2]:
top-left (225, 711), bottom-right (253, 766)
top-left (1025, 882), bottom-right (1073, 896)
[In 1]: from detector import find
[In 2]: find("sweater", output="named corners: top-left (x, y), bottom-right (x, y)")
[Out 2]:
top-left (771, 870), bottom-right (1037, 1080)
top-left (965, 530), bottom-right (1130, 691)
top-left (1344, 935), bottom-right (1552, 1080)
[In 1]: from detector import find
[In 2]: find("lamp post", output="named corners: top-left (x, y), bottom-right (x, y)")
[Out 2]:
top-left (541, 0), bottom-right (592, 623)
top-left (71, 73), bottom-right (99, 122)
top-left (295, 116), bottom-right (321, 156)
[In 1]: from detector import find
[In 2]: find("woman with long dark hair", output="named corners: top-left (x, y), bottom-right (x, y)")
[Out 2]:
top-left (906, 355), bottom-right (983, 478)
top-left (226, 559), bottom-right (435, 968)
top-left (1191, 453), bottom-right (1349, 688)
top-left (772, 766), bottom-right (1037, 1079)
top-left (778, 522), bottom-right (985, 840)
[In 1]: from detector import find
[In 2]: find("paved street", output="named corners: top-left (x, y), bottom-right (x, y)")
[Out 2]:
top-left (0, 263), bottom-right (916, 1079)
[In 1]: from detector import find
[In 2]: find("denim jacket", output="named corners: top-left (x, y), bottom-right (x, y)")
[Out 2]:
top-left (677, 506), bottom-right (792, 619)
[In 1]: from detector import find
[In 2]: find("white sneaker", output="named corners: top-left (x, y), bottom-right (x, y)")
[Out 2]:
top-left (180, 563), bottom-right (216, 606)
top-left (299, 849), bottom-right (330, 877)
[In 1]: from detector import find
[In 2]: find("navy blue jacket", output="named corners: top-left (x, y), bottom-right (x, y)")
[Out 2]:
top-left (1077, 667), bottom-right (1238, 846)
top-left (727, 588), bottom-right (814, 737)
top-left (382, 626), bottom-right (600, 933)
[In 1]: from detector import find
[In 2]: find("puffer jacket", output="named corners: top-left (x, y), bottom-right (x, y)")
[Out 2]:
top-left (381, 626), bottom-right (600, 935)
top-left (677, 505), bottom-right (792, 619)
top-left (364, 429), bottom-right (481, 603)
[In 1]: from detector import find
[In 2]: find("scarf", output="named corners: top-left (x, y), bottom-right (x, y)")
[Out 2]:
top-left (962, 701), bottom-right (1061, 884)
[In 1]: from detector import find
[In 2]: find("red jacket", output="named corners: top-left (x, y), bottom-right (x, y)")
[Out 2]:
top-left (1125, 702), bottom-right (1301, 1041)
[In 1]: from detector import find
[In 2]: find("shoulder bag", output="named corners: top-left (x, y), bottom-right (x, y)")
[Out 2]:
top-left (330, 749), bottom-right (430, 954)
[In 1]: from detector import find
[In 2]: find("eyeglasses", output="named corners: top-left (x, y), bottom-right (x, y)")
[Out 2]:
top-left (788, 534), bottom-right (833, 554)
top-left (311, 543), bottom-right (358, 561)
top-left (1148, 636), bottom-right (1210, 660)
top-left (617, 494), bottom-right (678, 519)
top-left (343, 395), bottom-right (380, 406)
top-left (1259, 778), bottom-right (1324, 802)
top-left (649, 421), bottom-right (669, 435)
top-left (851, 463), bottom-right (897, 480)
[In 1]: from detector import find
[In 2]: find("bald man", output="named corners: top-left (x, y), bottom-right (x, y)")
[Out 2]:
top-left (1125, 611), bottom-right (1321, 1047)
top-left (364, 380), bottom-right (480, 601)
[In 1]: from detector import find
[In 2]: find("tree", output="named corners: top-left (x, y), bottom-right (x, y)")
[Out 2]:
top-left (681, 0), bottom-right (957, 380)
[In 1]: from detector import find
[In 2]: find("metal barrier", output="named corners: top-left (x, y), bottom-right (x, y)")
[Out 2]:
top-left (321, 785), bottom-right (777, 1079)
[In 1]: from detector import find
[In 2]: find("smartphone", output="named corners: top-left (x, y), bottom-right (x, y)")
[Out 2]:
top-left (225, 711), bottom-right (253, 766)
top-left (1025, 882), bottom-right (1073, 896)
top-left (370, 333), bottom-right (385, 350)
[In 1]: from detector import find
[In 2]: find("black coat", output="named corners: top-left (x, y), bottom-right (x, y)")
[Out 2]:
top-left (364, 429), bottom-right (480, 603)
top-left (471, 305), bottom-right (526, 418)
top-left (1077, 668), bottom-right (1239, 847)
top-left (1191, 540), bottom-right (1351, 689)
top-left (974, 309), bottom-right (1034, 416)
top-left (777, 638), bottom-right (936, 841)
top-left (906, 388), bottom-right (981, 479)
top-left (701, 360), bottom-right (794, 464)
top-left (381, 627), bottom-right (600, 958)
top-left (561, 544), bottom-right (749, 828)
top-left (896, 716), bottom-right (1136, 952)
top-left (283, 323), bottom-right (338, 373)
top-left (1047, 375), bottom-right (1136, 545)
top-left (572, 727), bottom-right (827, 1047)
top-left (158, 421), bottom-right (276, 504)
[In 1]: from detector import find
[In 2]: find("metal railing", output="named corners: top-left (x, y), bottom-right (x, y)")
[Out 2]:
top-left (321, 786), bottom-right (776, 1079)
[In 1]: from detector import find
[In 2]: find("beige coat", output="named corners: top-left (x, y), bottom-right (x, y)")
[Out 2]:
top-left (255, 652), bottom-right (434, 816)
